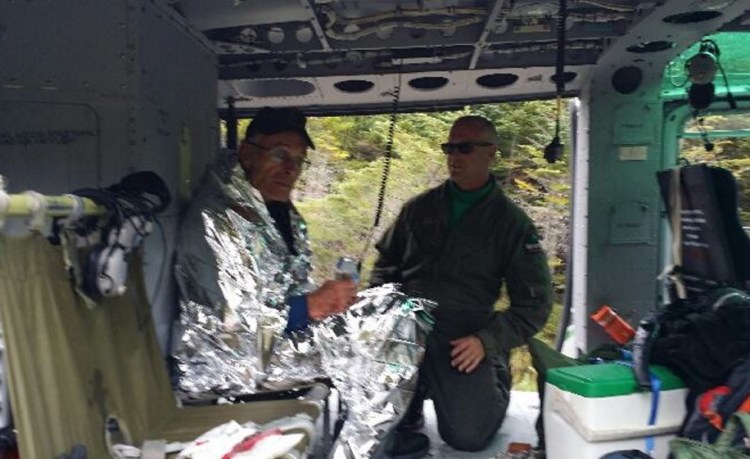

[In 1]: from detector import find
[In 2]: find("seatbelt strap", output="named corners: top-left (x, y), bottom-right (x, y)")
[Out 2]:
top-left (669, 168), bottom-right (687, 300)
top-left (614, 358), bottom-right (661, 455)
top-left (645, 372), bottom-right (662, 456)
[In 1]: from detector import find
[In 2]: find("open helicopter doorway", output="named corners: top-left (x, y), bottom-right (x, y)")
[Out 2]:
top-left (224, 102), bottom-right (573, 457)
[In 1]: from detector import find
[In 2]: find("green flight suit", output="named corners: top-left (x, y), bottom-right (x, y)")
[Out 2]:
top-left (370, 179), bottom-right (553, 451)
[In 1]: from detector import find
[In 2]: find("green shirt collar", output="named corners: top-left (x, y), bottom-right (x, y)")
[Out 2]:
top-left (447, 177), bottom-right (495, 204)
top-left (446, 178), bottom-right (495, 227)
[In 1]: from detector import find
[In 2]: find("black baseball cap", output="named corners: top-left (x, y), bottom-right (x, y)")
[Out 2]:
top-left (245, 106), bottom-right (315, 150)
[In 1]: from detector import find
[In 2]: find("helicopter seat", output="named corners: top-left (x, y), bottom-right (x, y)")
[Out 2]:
top-left (0, 234), bottom-right (328, 458)
top-left (657, 163), bottom-right (750, 296)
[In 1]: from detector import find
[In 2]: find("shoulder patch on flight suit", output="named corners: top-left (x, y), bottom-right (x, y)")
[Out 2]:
top-left (524, 228), bottom-right (543, 254)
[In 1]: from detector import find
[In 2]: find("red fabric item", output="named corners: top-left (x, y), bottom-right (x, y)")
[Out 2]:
top-left (698, 385), bottom-right (732, 430)
top-left (221, 428), bottom-right (283, 459)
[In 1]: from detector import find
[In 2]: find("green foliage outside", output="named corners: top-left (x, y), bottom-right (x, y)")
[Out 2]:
top-left (682, 113), bottom-right (750, 224)
top-left (291, 101), bottom-right (572, 391)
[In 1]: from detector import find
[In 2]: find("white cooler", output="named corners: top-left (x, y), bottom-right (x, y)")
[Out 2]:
top-left (544, 363), bottom-right (688, 459)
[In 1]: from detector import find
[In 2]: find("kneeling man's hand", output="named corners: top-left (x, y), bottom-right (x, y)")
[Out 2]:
top-left (450, 335), bottom-right (485, 374)
top-left (307, 278), bottom-right (357, 320)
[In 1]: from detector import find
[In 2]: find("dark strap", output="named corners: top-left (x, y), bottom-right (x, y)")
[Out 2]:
top-left (631, 311), bottom-right (661, 390)
top-left (265, 201), bottom-right (297, 256)
top-left (226, 199), bottom-right (297, 256)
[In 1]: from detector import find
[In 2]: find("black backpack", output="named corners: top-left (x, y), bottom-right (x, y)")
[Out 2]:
top-left (630, 288), bottom-right (750, 453)
top-left (634, 287), bottom-right (750, 394)
top-left (655, 288), bottom-right (750, 392)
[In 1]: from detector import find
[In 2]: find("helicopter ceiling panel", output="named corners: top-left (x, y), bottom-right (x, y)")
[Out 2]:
top-left (168, 0), bottom-right (750, 115)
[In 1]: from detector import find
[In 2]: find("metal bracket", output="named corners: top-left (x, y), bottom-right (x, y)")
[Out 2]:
top-left (22, 191), bottom-right (49, 234)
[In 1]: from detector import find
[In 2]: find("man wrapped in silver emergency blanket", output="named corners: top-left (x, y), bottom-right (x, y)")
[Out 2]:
top-left (172, 148), bottom-right (434, 455)
top-left (173, 152), bottom-right (317, 395)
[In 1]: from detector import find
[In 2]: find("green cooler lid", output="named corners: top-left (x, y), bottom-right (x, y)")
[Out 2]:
top-left (546, 363), bottom-right (685, 397)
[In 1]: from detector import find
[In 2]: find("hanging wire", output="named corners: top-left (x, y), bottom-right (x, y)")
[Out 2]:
top-left (373, 76), bottom-right (401, 229)
top-left (716, 60), bottom-right (737, 110)
top-left (544, 0), bottom-right (567, 164)
top-left (358, 69), bottom-right (402, 263)
top-left (700, 39), bottom-right (736, 110)
top-left (696, 117), bottom-right (720, 160)
top-left (554, 0), bottom-right (567, 133)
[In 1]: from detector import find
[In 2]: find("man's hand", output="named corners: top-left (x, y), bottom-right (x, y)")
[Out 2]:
top-left (307, 278), bottom-right (357, 321)
top-left (450, 335), bottom-right (485, 374)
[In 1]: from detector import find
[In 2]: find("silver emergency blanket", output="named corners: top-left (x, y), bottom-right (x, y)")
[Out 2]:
top-left (172, 156), bottom-right (434, 456)
top-left (173, 156), bottom-right (315, 396)
top-left (315, 285), bottom-right (434, 458)
top-left (266, 284), bottom-right (434, 457)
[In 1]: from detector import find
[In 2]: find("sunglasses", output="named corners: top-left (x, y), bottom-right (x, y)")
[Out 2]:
top-left (440, 142), bottom-right (494, 155)
top-left (247, 141), bottom-right (311, 170)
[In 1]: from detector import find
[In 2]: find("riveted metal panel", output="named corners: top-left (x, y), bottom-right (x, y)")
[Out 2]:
top-left (0, 101), bottom-right (100, 193)
top-left (0, 0), bottom-right (218, 354)
top-left (0, 1), bottom-right (133, 97)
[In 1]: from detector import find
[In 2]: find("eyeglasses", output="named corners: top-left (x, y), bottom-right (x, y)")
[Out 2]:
top-left (440, 142), bottom-right (494, 155)
top-left (247, 141), bottom-right (311, 170)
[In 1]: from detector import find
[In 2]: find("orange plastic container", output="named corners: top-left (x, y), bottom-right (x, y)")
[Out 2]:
top-left (590, 305), bottom-right (635, 345)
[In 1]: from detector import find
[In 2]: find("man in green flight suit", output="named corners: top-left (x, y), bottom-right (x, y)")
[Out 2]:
top-left (370, 115), bottom-right (553, 452)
